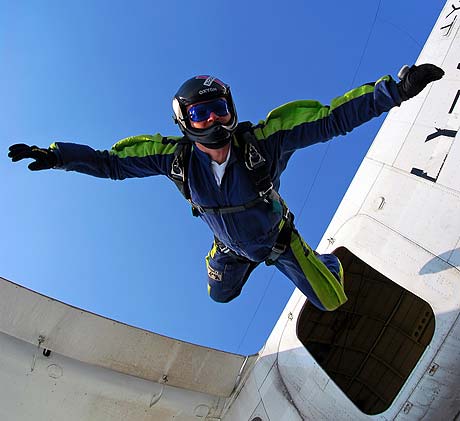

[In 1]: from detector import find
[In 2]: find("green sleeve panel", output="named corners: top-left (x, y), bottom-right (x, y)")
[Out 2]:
top-left (47, 134), bottom-right (184, 179)
top-left (253, 75), bottom-right (392, 141)
top-left (111, 133), bottom-right (182, 158)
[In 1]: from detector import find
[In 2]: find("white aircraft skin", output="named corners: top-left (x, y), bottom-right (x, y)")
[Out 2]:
top-left (1, 1), bottom-right (459, 420)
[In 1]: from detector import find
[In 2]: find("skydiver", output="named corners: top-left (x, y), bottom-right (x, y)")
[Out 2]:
top-left (8, 64), bottom-right (444, 311)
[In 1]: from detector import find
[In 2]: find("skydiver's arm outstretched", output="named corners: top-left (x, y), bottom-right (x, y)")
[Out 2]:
top-left (256, 64), bottom-right (445, 156)
top-left (8, 64), bottom-right (444, 176)
top-left (8, 134), bottom-right (181, 180)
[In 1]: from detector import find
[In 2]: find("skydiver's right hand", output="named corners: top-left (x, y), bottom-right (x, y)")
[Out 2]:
top-left (8, 143), bottom-right (57, 171)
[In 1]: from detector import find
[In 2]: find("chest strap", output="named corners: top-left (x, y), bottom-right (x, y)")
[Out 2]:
top-left (195, 189), bottom-right (281, 215)
top-left (214, 204), bottom-right (294, 265)
top-left (169, 123), bottom-right (276, 216)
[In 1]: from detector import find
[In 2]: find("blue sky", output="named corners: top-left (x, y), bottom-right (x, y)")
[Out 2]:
top-left (1, 0), bottom-right (445, 355)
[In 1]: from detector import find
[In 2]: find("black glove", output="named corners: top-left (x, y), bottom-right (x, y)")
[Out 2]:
top-left (8, 143), bottom-right (57, 171)
top-left (397, 63), bottom-right (444, 102)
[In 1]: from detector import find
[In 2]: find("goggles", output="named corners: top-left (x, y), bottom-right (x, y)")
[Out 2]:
top-left (187, 98), bottom-right (229, 122)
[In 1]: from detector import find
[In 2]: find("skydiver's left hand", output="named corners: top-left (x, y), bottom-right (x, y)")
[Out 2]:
top-left (397, 63), bottom-right (444, 102)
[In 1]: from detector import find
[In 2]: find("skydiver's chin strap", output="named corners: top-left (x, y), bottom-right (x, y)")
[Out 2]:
top-left (196, 137), bottom-right (232, 150)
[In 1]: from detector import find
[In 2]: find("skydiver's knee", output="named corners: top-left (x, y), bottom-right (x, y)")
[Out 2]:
top-left (209, 292), bottom-right (238, 303)
top-left (206, 253), bottom-right (255, 303)
top-left (208, 282), bottom-right (241, 303)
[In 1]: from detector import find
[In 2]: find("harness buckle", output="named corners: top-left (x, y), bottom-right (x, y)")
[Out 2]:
top-left (214, 237), bottom-right (231, 254)
top-left (259, 183), bottom-right (274, 203)
top-left (271, 242), bottom-right (288, 255)
top-left (282, 203), bottom-right (290, 219)
top-left (189, 200), bottom-right (204, 215)
top-left (171, 155), bottom-right (184, 180)
top-left (246, 144), bottom-right (266, 170)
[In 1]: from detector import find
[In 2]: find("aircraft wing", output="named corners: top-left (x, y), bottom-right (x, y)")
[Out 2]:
top-left (0, 276), bottom-right (257, 420)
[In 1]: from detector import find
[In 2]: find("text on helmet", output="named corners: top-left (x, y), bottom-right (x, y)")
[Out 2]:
top-left (199, 87), bottom-right (218, 95)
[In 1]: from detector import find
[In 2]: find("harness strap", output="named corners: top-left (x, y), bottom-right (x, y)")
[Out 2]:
top-left (170, 141), bottom-right (192, 200)
top-left (195, 189), bottom-right (279, 215)
top-left (170, 123), bottom-right (277, 217)
top-left (214, 201), bottom-right (294, 265)
top-left (239, 130), bottom-right (273, 197)
top-left (265, 207), bottom-right (294, 266)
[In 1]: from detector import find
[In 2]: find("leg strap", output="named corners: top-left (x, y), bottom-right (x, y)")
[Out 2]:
top-left (265, 209), bottom-right (294, 266)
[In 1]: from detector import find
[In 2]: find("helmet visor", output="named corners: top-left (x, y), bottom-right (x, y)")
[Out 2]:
top-left (187, 98), bottom-right (229, 122)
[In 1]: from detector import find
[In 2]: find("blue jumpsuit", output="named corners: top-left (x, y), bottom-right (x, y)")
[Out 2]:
top-left (51, 75), bottom-right (402, 310)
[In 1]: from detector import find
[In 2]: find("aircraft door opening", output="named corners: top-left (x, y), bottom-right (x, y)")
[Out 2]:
top-left (296, 247), bottom-right (435, 415)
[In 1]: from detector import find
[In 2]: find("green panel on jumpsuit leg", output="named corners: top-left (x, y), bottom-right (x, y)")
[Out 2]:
top-left (290, 231), bottom-right (347, 311)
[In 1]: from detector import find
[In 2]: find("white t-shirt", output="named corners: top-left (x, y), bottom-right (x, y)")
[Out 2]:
top-left (210, 147), bottom-right (231, 186)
